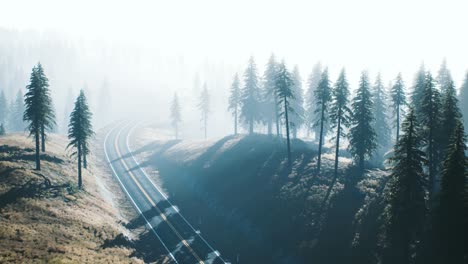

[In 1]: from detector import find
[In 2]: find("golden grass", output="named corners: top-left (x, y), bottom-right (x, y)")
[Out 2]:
top-left (0, 133), bottom-right (143, 263)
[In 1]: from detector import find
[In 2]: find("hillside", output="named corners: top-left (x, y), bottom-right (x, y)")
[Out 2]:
top-left (0, 133), bottom-right (143, 263)
top-left (130, 124), bottom-right (391, 264)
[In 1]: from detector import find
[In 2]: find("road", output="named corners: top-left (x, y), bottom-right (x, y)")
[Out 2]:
top-left (104, 122), bottom-right (227, 264)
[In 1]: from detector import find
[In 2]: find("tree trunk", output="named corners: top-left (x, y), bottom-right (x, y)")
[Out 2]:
top-left (275, 96), bottom-right (280, 137)
top-left (41, 124), bottom-right (45, 152)
top-left (284, 97), bottom-right (292, 167)
top-left (267, 120), bottom-right (272, 135)
top-left (35, 128), bottom-right (41, 170)
top-left (317, 103), bottom-right (326, 174)
top-left (83, 153), bottom-right (87, 169)
top-left (78, 143), bottom-right (82, 189)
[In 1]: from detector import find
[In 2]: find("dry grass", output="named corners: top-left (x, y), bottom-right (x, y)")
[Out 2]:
top-left (0, 133), bottom-right (143, 263)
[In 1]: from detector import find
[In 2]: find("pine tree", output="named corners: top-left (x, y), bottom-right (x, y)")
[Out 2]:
top-left (228, 73), bottom-right (241, 135)
top-left (62, 88), bottom-right (75, 134)
top-left (349, 71), bottom-right (377, 172)
top-left (411, 64), bottom-right (426, 121)
top-left (240, 56), bottom-right (261, 135)
top-left (9, 90), bottom-right (26, 132)
top-left (305, 62), bottom-right (323, 139)
top-left (67, 90), bottom-right (94, 189)
top-left (313, 68), bottom-right (332, 174)
top-left (391, 73), bottom-right (407, 141)
top-left (436, 59), bottom-right (452, 93)
top-left (198, 83), bottom-right (210, 139)
top-left (319, 69), bottom-right (352, 210)
top-left (275, 61), bottom-right (294, 167)
top-left (440, 79), bottom-right (462, 154)
top-left (261, 54), bottom-right (280, 136)
top-left (0, 90), bottom-right (7, 129)
top-left (170, 92), bottom-right (182, 139)
top-left (433, 122), bottom-right (466, 264)
top-left (385, 108), bottom-right (426, 264)
top-left (290, 65), bottom-right (304, 138)
top-left (23, 63), bottom-right (55, 170)
top-left (373, 73), bottom-right (391, 163)
top-left (459, 72), bottom-right (468, 128)
top-left (0, 123), bottom-right (5, 135)
top-left (420, 72), bottom-right (442, 198)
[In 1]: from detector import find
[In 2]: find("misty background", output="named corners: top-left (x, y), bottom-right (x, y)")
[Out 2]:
top-left (1, 0), bottom-right (467, 139)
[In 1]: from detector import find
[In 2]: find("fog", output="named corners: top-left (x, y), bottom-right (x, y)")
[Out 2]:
top-left (1, 0), bottom-right (467, 139)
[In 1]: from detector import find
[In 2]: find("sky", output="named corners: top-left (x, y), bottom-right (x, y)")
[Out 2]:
top-left (1, 0), bottom-right (467, 85)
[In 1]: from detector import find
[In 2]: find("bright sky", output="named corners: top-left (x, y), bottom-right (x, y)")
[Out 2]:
top-left (1, 0), bottom-right (468, 85)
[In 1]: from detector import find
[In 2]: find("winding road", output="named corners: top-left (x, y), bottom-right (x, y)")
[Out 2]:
top-left (104, 122), bottom-right (226, 264)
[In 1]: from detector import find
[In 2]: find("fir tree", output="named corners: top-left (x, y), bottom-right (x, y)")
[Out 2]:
top-left (349, 71), bottom-right (377, 172)
top-left (411, 64), bottom-right (426, 121)
top-left (433, 122), bottom-right (466, 264)
top-left (373, 73), bottom-right (391, 163)
top-left (0, 123), bottom-right (5, 135)
top-left (459, 72), bottom-right (468, 127)
top-left (240, 56), bottom-right (261, 134)
top-left (436, 59), bottom-right (452, 93)
top-left (0, 90), bottom-right (7, 129)
top-left (313, 68), bottom-right (331, 174)
top-left (228, 73), bottom-right (241, 135)
top-left (23, 63), bottom-right (56, 170)
top-left (440, 79), bottom-right (462, 154)
top-left (170, 92), bottom-right (182, 139)
top-left (67, 90), bottom-right (94, 189)
top-left (290, 65), bottom-right (304, 138)
top-left (62, 88), bottom-right (75, 134)
top-left (261, 54), bottom-right (280, 136)
top-left (9, 90), bottom-right (26, 132)
top-left (385, 108), bottom-right (426, 264)
top-left (391, 73), bottom-right (407, 141)
top-left (320, 69), bottom-right (351, 210)
top-left (420, 72), bottom-right (442, 198)
top-left (305, 62), bottom-right (323, 139)
top-left (275, 61), bottom-right (294, 167)
top-left (198, 83), bottom-right (210, 139)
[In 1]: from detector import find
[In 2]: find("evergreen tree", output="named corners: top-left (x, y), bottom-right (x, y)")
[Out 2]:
top-left (385, 108), bottom-right (426, 264)
top-left (433, 122), bottom-right (466, 264)
top-left (228, 73), bottom-right (241, 135)
top-left (411, 64), bottom-right (426, 121)
top-left (436, 59), bottom-right (452, 92)
top-left (261, 54), bottom-right (280, 136)
top-left (9, 90), bottom-right (26, 132)
top-left (349, 71), bottom-right (377, 172)
top-left (0, 90), bottom-right (7, 129)
top-left (198, 83), bottom-right (210, 139)
top-left (459, 72), bottom-right (468, 127)
top-left (391, 73), bottom-right (407, 141)
top-left (305, 62), bottom-right (323, 139)
top-left (320, 69), bottom-right (352, 210)
top-left (440, 79), bottom-right (462, 153)
top-left (240, 56), bottom-right (261, 134)
top-left (290, 65), bottom-right (304, 138)
top-left (275, 61), bottom-right (294, 167)
top-left (170, 92), bottom-right (182, 139)
top-left (62, 88), bottom-right (75, 134)
top-left (420, 72), bottom-right (442, 198)
top-left (0, 123), bottom-right (5, 135)
top-left (67, 90), bottom-right (94, 189)
top-left (313, 68), bottom-right (331, 174)
top-left (23, 63), bottom-right (55, 170)
top-left (373, 73), bottom-right (391, 163)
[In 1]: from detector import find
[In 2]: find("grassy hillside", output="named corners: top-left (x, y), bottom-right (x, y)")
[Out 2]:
top-left (132, 125), bottom-right (391, 264)
top-left (0, 133), bottom-right (143, 263)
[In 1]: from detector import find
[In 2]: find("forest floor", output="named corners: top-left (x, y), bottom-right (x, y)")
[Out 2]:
top-left (0, 132), bottom-right (145, 263)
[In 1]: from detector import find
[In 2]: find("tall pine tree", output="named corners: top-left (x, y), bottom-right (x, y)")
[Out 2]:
top-left (228, 73), bottom-right (241, 135)
top-left (305, 62), bottom-right (323, 139)
top-left (67, 90), bottom-right (94, 189)
top-left (170, 92), bottom-right (182, 139)
top-left (9, 90), bottom-right (26, 132)
top-left (385, 108), bottom-right (426, 264)
top-left (391, 73), bottom-right (407, 141)
top-left (411, 64), bottom-right (426, 122)
top-left (440, 79), bottom-right (461, 154)
top-left (261, 54), bottom-right (280, 136)
top-left (373, 73), bottom-right (391, 163)
top-left (459, 72), bottom-right (468, 128)
top-left (275, 61), bottom-right (294, 167)
top-left (290, 65), bottom-right (304, 138)
top-left (198, 83), bottom-right (210, 139)
top-left (240, 56), bottom-right (261, 134)
top-left (313, 68), bottom-right (331, 174)
top-left (436, 59), bottom-right (452, 93)
top-left (24, 63), bottom-right (55, 170)
top-left (349, 71), bottom-right (377, 172)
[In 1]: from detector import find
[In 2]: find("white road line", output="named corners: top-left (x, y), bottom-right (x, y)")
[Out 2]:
top-left (104, 123), bottom-right (178, 264)
top-left (126, 121), bottom-right (227, 263)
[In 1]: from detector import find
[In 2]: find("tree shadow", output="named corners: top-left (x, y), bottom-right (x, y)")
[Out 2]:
top-left (0, 145), bottom-right (64, 164)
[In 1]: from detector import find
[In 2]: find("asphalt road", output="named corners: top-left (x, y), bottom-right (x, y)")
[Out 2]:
top-left (104, 122), bottom-right (227, 264)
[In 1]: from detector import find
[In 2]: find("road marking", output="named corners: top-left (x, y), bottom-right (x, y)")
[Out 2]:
top-left (126, 121), bottom-right (227, 263)
top-left (114, 123), bottom-right (204, 264)
top-left (103, 123), bottom-right (178, 264)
